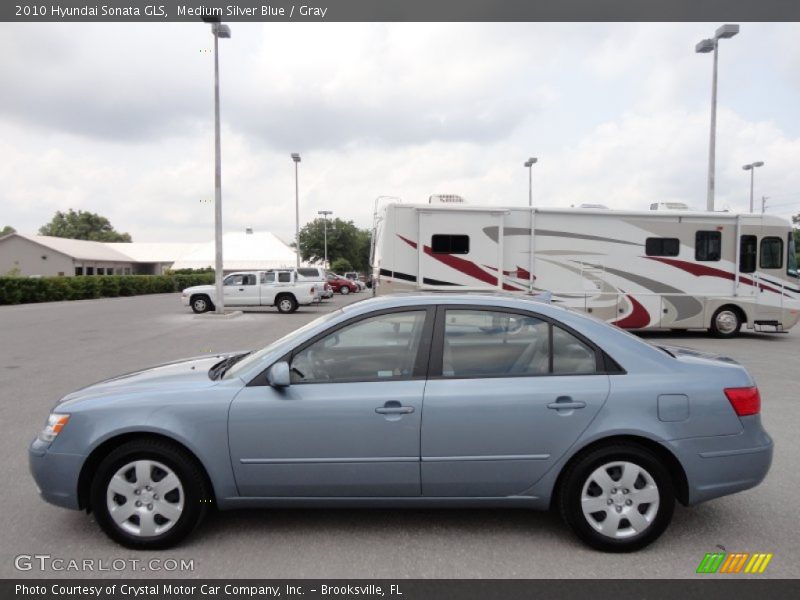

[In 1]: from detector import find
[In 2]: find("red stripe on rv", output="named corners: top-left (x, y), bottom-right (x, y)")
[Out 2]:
top-left (397, 235), bottom-right (521, 290)
top-left (613, 294), bottom-right (651, 329)
top-left (645, 256), bottom-right (788, 296)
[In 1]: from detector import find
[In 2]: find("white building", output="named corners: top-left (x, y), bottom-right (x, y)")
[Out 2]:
top-left (0, 230), bottom-right (299, 277)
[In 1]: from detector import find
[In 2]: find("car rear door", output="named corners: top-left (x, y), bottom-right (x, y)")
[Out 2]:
top-left (420, 306), bottom-right (610, 497)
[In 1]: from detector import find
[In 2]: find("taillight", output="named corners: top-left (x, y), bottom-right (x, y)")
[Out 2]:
top-left (724, 387), bottom-right (761, 416)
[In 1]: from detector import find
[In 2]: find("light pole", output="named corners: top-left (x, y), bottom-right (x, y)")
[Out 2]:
top-left (318, 210), bottom-right (333, 268)
top-left (524, 157), bottom-right (538, 207)
top-left (742, 161), bottom-right (764, 214)
top-left (202, 16), bottom-right (231, 314)
top-left (696, 24), bottom-right (739, 212)
top-left (291, 153), bottom-right (301, 268)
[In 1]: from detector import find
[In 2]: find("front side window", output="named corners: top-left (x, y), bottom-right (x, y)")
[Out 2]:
top-left (760, 237), bottom-right (783, 269)
top-left (225, 274), bottom-right (256, 286)
top-left (290, 311), bottom-right (427, 383)
top-left (695, 231), bottom-right (721, 261)
top-left (740, 235), bottom-right (757, 273)
top-left (431, 234), bottom-right (469, 254)
top-left (788, 232), bottom-right (798, 278)
top-left (645, 237), bottom-right (680, 257)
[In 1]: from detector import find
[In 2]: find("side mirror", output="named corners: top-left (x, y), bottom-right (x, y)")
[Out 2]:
top-left (267, 361), bottom-right (291, 387)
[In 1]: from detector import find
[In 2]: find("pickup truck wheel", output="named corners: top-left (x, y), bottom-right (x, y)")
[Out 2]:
top-left (190, 295), bottom-right (213, 314)
top-left (340, 285), bottom-right (350, 295)
top-left (276, 294), bottom-right (298, 314)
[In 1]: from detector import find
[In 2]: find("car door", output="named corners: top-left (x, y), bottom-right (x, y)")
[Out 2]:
top-left (421, 307), bottom-right (610, 497)
top-left (228, 307), bottom-right (434, 497)
top-left (259, 271), bottom-right (277, 304)
top-left (223, 273), bottom-right (259, 306)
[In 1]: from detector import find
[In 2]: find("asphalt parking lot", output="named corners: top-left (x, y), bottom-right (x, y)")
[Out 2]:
top-left (1, 292), bottom-right (798, 579)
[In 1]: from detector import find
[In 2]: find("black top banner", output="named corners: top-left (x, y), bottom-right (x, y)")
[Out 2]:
top-left (4, 0), bottom-right (800, 23)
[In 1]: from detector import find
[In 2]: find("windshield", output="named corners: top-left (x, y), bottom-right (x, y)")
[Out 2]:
top-left (789, 232), bottom-right (798, 278)
top-left (222, 308), bottom-right (345, 379)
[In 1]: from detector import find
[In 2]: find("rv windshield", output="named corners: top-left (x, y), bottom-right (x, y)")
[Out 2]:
top-left (789, 232), bottom-right (798, 278)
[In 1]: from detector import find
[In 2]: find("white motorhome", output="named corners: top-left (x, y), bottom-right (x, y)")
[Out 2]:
top-left (372, 202), bottom-right (800, 336)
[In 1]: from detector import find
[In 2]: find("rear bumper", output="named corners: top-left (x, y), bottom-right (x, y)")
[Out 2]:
top-left (667, 416), bottom-right (773, 505)
top-left (29, 439), bottom-right (84, 510)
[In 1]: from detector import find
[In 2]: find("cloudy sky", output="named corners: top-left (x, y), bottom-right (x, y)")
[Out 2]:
top-left (1, 22), bottom-right (800, 243)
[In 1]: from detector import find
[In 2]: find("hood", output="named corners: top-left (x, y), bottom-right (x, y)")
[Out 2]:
top-left (57, 353), bottom-right (244, 407)
top-left (182, 284), bottom-right (214, 294)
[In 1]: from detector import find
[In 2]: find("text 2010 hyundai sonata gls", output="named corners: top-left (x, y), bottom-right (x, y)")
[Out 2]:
top-left (29, 294), bottom-right (773, 552)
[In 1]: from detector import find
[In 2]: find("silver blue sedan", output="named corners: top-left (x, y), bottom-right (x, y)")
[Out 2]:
top-left (29, 294), bottom-right (773, 552)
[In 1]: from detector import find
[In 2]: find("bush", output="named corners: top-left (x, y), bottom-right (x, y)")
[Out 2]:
top-left (0, 272), bottom-right (216, 305)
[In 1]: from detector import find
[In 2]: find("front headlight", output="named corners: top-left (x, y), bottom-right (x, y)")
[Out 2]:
top-left (38, 413), bottom-right (70, 443)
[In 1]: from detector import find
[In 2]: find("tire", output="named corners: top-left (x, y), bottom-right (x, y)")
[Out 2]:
top-left (276, 294), bottom-right (298, 313)
top-left (190, 295), bottom-right (213, 314)
top-left (557, 443), bottom-right (674, 552)
top-left (90, 439), bottom-right (210, 550)
top-left (710, 306), bottom-right (742, 338)
top-left (340, 285), bottom-right (350, 295)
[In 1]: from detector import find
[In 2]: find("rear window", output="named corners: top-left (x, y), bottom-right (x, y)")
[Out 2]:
top-left (432, 234), bottom-right (469, 254)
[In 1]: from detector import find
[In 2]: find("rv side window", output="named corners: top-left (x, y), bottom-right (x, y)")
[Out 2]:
top-left (760, 237), bottom-right (783, 269)
top-left (431, 234), bottom-right (470, 254)
top-left (788, 233), bottom-right (798, 278)
top-left (645, 238), bottom-right (679, 257)
top-left (739, 235), bottom-right (757, 273)
top-left (695, 231), bottom-right (721, 262)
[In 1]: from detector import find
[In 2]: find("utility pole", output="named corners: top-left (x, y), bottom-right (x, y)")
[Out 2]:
top-left (318, 210), bottom-right (333, 268)
top-left (761, 196), bottom-right (768, 214)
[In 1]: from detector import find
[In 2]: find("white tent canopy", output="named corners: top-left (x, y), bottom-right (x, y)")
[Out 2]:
top-left (170, 231), bottom-right (298, 272)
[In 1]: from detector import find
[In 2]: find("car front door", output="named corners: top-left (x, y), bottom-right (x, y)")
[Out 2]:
top-left (421, 307), bottom-right (610, 497)
top-left (228, 307), bottom-right (434, 497)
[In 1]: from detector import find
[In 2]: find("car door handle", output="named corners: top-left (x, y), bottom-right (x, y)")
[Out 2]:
top-left (375, 403), bottom-right (415, 415)
top-left (547, 397), bottom-right (586, 410)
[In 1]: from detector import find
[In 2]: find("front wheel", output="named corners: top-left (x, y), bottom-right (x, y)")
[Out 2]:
top-left (90, 439), bottom-right (210, 550)
top-left (340, 286), bottom-right (350, 295)
top-left (558, 443), bottom-right (674, 552)
top-left (710, 307), bottom-right (742, 338)
top-left (190, 295), bottom-right (213, 314)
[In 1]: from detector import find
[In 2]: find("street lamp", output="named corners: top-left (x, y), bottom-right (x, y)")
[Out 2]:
top-left (202, 16), bottom-right (231, 314)
top-left (524, 157), bottom-right (538, 207)
top-left (742, 161), bottom-right (765, 214)
top-left (696, 23), bottom-right (739, 212)
top-left (318, 210), bottom-right (333, 268)
top-left (291, 153), bottom-right (301, 268)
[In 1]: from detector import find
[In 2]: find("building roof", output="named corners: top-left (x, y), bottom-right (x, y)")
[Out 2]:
top-left (171, 231), bottom-right (298, 271)
top-left (9, 233), bottom-right (135, 262)
top-left (105, 242), bottom-right (205, 263)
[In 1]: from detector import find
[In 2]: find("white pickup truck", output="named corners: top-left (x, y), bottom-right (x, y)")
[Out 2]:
top-left (182, 270), bottom-right (318, 314)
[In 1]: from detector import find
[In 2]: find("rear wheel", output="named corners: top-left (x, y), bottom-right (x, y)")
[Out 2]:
top-left (190, 295), bottom-right (213, 314)
top-left (276, 294), bottom-right (298, 313)
top-left (558, 443), bottom-right (674, 552)
top-left (710, 306), bottom-right (742, 338)
top-left (340, 285), bottom-right (350, 295)
top-left (90, 439), bottom-right (210, 549)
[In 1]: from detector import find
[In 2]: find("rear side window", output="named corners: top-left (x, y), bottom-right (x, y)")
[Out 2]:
top-left (695, 231), bottom-right (721, 261)
top-left (645, 237), bottom-right (680, 257)
top-left (739, 235), bottom-right (756, 273)
top-left (432, 234), bottom-right (469, 254)
top-left (760, 237), bottom-right (783, 269)
top-left (278, 272), bottom-right (291, 283)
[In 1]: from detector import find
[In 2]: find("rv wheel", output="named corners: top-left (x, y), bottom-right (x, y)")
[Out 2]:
top-left (710, 307), bottom-right (742, 338)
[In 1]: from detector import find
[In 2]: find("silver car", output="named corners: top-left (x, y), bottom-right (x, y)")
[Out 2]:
top-left (29, 294), bottom-right (772, 552)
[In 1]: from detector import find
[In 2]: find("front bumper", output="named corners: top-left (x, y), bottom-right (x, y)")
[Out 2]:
top-left (667, 415), bottom-right (773, 505)
top-left (29, 438), bottom-right (84, 510)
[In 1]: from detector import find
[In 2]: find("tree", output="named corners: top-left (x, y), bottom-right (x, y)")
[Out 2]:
top-left (38, 209), bottom-right (132, 242)
top-left (297, 218), bottom-right (371, 272)
top-left (793, 214), bottom-right (800, 267)
top-left (0, 225), bottom-right (15, 237)
top-left (330, 257), bottom-right (354, 273)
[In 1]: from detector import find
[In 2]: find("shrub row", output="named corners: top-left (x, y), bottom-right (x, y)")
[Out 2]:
top-left (0, 273), bottom-right (215, 305)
